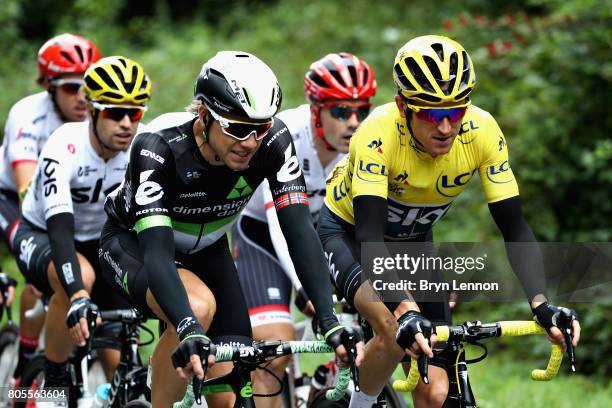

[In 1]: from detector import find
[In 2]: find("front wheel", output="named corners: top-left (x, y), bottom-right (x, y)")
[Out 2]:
top-left (125, 401), bottom-right (152, 407)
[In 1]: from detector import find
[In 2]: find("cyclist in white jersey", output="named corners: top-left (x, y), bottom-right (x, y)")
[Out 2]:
top-left (0, 33), bottom-right (101, 384)
top-left (12, 56), bottom-right (150, 400)
top-left (232, 52), bottom-right (377, 407)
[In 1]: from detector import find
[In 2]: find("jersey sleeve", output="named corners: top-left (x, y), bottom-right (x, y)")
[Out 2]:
top-left (130, 133), bottom-right (176, 233)
top-left (38, 135), bottom-right (77, 219)
top-left (476, 113), bottom-right (520, 203)
top-left (350, 115), bottom-right (392, 199)
top-left (264, 123), bottom-right (309, 210)
top-left (4, 111), bottom-right (39, 168)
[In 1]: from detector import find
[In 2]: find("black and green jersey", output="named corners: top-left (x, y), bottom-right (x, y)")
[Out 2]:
top-left (105, 115), bottom-right (306, 254)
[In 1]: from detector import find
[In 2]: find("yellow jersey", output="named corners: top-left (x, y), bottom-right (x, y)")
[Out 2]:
top-left (324, 102), bottom-right (519, 240)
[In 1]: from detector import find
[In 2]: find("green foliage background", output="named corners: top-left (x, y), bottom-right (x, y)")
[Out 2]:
top-left (0, 0), bottom-right (610, 398)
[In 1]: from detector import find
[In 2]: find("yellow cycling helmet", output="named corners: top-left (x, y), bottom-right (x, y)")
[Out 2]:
top-left (393, 35), bottom-right (476, 110)
top-left (83, 56), bottom-right (151, 106)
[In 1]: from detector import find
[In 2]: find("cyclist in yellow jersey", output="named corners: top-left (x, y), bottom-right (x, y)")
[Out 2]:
top-left (318, 35), bottom-right (581, 408)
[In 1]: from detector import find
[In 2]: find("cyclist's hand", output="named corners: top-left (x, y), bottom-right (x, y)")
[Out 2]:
top-left (66, 296), bottom-right (99, 346)
top-left (325, 325), bottom-right (364, 368)
top-left (0, 273), bottom-right (17, 306)
top-left (294, 287), bottom-right (315, 316)
top-left (533, 302), bottom-right (580, 349)
top-left (172, 325), bottom-right (214, 380)
top-left (396, 310), bottom-right (435, 359)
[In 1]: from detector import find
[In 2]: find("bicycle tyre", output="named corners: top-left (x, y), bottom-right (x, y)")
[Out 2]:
top-left (0, 325), bottom-right (19, 383)
top-left (379, 382), bottom-right (407, 408)
top-left (125, 401), bottom-right (151, 407)
top-left (309, 387), bottom-right (350, 407)
top-left (14, 353), bottom-right (45, 408)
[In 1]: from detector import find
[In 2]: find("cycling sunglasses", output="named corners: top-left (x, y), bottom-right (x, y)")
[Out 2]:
top-left (50, 78), bottom-right (84, 95)
top-left (208, 106), bottom-right (274, 141)
top-left (323, 102), bottom-right (371, 122)
top-left (414, 106), bottom-right (467, 124)
top-left (91, 101), bottom-right (147, 122)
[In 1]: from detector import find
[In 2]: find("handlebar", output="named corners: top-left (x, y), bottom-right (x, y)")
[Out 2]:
top-left (393, 320), bottom-right (571, 392)
top-left (178, 340), bottom-right (356, 407)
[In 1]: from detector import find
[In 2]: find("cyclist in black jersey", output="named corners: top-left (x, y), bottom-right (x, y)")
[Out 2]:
top-left (99, 51), bottom-right (362, 407)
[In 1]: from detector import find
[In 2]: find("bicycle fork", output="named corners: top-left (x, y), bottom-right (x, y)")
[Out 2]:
top-left (445, 347), bottom-right (476, 408)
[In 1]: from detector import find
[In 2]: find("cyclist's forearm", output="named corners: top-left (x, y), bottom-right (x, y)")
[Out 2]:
top-left (46, 212), bottom-right (85, 298)
top-left (138, 226), bottom-right (201, 337)
top-left (489, 197), bottom-right (547, 301)
top-left (354, 195), bottom-right (418, 306)
top-left (277, 204), bottom-right (336, 329)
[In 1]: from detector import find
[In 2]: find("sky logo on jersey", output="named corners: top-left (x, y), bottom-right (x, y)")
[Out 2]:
top-left (386, 200), bottom-right (451, 239)
top-left (356, 160), bottom-right (387, 182)
top-left (227, 176), bottom-right (253, 199)
top-left (486, 160), bottom-right (513, 184)
top-left (435, 171), bottom-right (474, 197)
top-left (368, 138), bottom-right (383, 154)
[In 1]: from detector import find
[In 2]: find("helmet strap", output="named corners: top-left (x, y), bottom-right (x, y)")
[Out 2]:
top-left (313, 107), bottom-right (337, 152)
top-left (49, 87), bottom-right (71, 123)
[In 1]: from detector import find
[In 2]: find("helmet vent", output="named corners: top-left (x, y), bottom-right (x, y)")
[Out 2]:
top-left (235, 54), bottom-right (250, 58)
top-left (431, 43), bottom-right (444, 62)
top-left (423, 56), bottom-right (442, 81)
top-left (413, 93), bottom-right (442, 103)
top-left (459, 51), bottom-right (471, 90)
top-left (85, 76), bottom-right (102, 91)
top-left (242, 88), bottom-right (252, 107)
top-left (308, 71), bottom-right (329, 88)
top-left (393, 64), bottom-right (415, 91)
top-left (101, 91), bottom-right (124, 100)
top-left (95, 67), bottom-right (119, 90)
top-left (74, 45), bottom-right (85, 63)
top-left (454, 88), bottom-right (472, 101)
top-left (60, 51), bottom-right (75, 64)
top-left (405, 57), bottom-right (435, 93)
top-left (270, 87), bottom-right (276, 106)
top-left (347, 65), bottom-right (357, 87)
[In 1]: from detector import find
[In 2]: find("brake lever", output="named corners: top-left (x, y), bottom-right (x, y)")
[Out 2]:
top-left (418, 321), bottom-right (433, 384)
top-left (192, 343), bottom-right (212, 405)
top-left (342, 328), bottom-right (360, 392)
top-left (557, 309), bottom-right (576, 372)
top-left (85, 307), bottom-right (99, 359)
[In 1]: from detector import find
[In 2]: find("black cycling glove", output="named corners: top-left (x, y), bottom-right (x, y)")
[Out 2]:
top-left (171, 322), bottom-right (211, 371)
top-left (396, 310), bottom-right (433, 350)
top-left (66, 297), bottom-right (98, 330)
top-left (532, 302), bottom-right (578, 333)
top-left (324, 325), bottom-right (361, 365)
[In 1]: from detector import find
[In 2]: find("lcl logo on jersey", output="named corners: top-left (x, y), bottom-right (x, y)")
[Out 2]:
top-left (486, 160), bottom-right (513, 184)
top-left (332, 179), bottom-right (350, 201)
top-left (435, 171), bottom-right (475, 198)
top-left (457, 120), bottom-right (479, 144)
top-left (356, 160), bottom-right (387, 182)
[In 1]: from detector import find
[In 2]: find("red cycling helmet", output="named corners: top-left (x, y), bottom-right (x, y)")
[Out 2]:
top-left (304, 52), bottom-right (377, 150)
top-left (37, 33), bottom-right (101, 79)
top-left (304, 52), bottom-right (377, 103)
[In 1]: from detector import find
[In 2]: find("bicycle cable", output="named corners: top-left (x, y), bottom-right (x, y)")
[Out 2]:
top-left (464, 341), bottom-right (488, 364)
top-left (253, 363), bottom-right (284, 398)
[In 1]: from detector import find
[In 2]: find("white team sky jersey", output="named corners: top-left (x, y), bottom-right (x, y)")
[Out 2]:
top-left (0, 92), bottom-right (64, 192)
top-left (243, 104), bottom-right (344, 222)
top-left (21, 121), bottom-right (140, 241)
